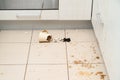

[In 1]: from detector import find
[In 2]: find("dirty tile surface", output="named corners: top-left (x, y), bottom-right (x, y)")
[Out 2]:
top-left (67, 42), bottom-right (103, 64)
top-left (68, 64), bottom-right (109, 80)
top-left (0, 29), bottom-right (109, 80)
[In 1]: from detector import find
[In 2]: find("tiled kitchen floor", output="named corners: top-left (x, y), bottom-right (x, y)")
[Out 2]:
top-left (0, 29), bottom-right (109, 80)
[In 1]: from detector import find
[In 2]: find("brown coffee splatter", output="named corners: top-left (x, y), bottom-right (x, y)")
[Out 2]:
top-left (78, 71), bottom-right (93, 76)
top-left (95, 72), bottom-right (103, 75)
top-left (74, 60), bottom-right (82, 64)
top-left (100, 74), bottom-right (106, 79)
top-left (95, 72), bottom-right (106, 80)
top-left (96, 56), bottom-right (100, 59)
top-left (82, 63), bottom-right (95, 69)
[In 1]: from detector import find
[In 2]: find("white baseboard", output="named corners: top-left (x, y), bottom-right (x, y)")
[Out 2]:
top-left (0, 20), bottom-right (92, 30)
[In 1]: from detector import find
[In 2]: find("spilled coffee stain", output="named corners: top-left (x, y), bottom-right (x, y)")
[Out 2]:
top-left (96, 56), bottom-right (100, 59)
top-left (100, 74), bottom-right (106, 80)
top-left (82, 63), bottom-right (95, 69)
top-left (95, 72), bottom-right (103, 75)
top-left (96, 72), bottom-right (106, 80)
top-left (74, 60), bottom-right (82, 64)
top-left (78, 71), bottom-right (93, 76)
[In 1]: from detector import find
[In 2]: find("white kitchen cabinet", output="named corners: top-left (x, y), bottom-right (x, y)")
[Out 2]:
top-left (0, 10), bottom-right (59, 20)
top-left (41, 10), bottom-right (58, 20)
top-left (0, 10), bottom-right (41, 20)
top-left (59, 0), bottom-right (92, 20)
top-left (0, 11), bottom-right (17, 20)
top-left (0, 0), bottom-right (92, 20)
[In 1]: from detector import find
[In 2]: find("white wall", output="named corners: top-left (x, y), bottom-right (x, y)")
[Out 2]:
top-left (103, 0), bottom-right (120, 80)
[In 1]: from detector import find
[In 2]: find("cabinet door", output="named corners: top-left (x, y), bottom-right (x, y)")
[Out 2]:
top-left (41, 10), bottom-right (58, 20)
top-left (59, 0), bottom-right (92, 20)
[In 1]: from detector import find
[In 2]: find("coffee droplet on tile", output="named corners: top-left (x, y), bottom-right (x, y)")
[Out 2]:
top-left (96, 56), bottom-right (100, 59)
top-left (95, 72), bottom-right (106, 80)
top-left (95, 72), bottom-right (103, 75)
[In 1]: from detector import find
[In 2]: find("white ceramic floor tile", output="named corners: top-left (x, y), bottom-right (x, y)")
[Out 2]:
top-left (25, 65), bottom-right (68, 80)
top-left (0, 43), bottom-right (29, 64)
top-left (0, 30), bottom-right (32, 42)
top-left (32, 30), bottom-right (65, 43)
top-left (28, 43), bottom-right (66, 64)
top-left (68, 64), bottom-right (109, 80)
top-left (66, 29), bottom-right (96, 42)
top-left (0, 65), bottom-right (25, 80)
top-left (67, 42), bottom-right (103, 64)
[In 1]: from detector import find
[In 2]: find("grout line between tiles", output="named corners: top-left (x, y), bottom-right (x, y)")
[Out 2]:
top-left (30, 41), bottom-right (97, 43)
top-left (23, 30), bottom-right (33, 80)
top-left (27, 64), bottom-right (68, 65)
top-left (96, 38), bottom-right (110, 80)
top-left (64, 29), bottom-right (70, 80)
top-left (68, 63), bottom-right (104, 64)
top-left (0, 63), bottom-right (104, 65)
top-left (0, 42), bottom-right (31, 43)
top-left (0, 64), bottom-right (26, 65)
